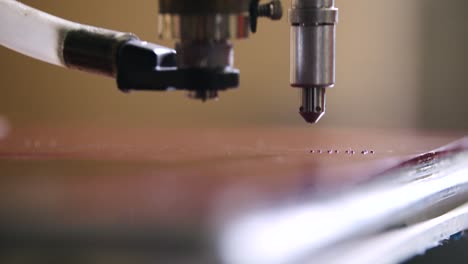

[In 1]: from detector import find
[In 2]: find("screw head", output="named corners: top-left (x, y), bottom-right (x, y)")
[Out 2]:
top-left (250, 0), bottom-right (283, 33)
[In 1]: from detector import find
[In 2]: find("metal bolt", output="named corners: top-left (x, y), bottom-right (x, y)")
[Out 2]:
top-left (250, 0), bottom-right (283, 33)
top-left (258, 0), bottom-right (283, 20)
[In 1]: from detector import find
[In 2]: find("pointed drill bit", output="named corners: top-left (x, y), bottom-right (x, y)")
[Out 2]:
top-left (299, 87), bottom-right (326, 124)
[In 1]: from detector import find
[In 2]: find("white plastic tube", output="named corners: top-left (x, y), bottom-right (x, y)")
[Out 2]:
top-left (0, 0), bottom-right (82, 66)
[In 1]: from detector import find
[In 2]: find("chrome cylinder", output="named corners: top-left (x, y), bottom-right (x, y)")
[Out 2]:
top-left (158, 14), bottom-right (249, 41)
top-left (290, 25), bottom-right (335, 87)
top-left (289, 0), bottom-right (338, 123)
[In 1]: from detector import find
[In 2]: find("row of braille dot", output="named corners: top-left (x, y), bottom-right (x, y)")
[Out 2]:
top-left (310, 149), bottom-right (375, 155)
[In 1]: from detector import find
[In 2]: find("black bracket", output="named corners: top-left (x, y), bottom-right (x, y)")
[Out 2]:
top-left (116, 39), bottom-right (239, 95)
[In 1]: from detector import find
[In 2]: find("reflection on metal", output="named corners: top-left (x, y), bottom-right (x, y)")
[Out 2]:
top-left (158, 14), bottom-right (250, 41)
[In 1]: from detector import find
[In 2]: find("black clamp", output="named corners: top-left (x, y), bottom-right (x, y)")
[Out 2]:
top-left (116, 39), bottom-right (239, 98)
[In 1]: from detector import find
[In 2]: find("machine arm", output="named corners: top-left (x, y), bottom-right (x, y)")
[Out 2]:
top-left (1, 0), bottom-right (338, 123)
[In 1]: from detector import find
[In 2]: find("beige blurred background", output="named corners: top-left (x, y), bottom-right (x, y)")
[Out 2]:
top-left (0, 0), bottom-right (467, 129)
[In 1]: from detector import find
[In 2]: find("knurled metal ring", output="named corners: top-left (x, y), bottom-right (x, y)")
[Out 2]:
top-left (289, 8), bottom-right (338, 25)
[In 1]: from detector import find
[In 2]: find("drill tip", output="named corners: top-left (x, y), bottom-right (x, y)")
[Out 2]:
top-left (299, 87), bottom-right (326, 124)
top-left (299, 109), bottom-right (325, 123)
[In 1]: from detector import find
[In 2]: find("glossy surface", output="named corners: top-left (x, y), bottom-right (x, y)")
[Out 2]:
top-left (1, 126), bottom-right (468, 263)
top-left (0, 127), bottom-right (462, 228)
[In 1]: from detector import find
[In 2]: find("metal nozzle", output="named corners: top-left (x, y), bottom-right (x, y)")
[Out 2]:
top-left (300, 87), bottom-right (326, 123)
top-left (289, 0), bottom-right (338, 124)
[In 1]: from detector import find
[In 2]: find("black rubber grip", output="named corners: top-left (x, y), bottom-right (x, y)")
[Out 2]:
top-left (63, 29), bottom-right (135, 77)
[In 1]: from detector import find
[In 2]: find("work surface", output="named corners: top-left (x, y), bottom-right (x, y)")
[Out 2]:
top-left (1, 127), bottom-right (468, 264)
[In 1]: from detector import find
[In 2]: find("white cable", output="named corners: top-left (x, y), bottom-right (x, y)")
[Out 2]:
top-left (0, 0), bottom-right (82, 66)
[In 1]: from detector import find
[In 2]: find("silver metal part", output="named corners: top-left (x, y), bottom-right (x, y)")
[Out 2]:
top-left (290, 25), bottom-right (335, 86)
top-left (157, 0), bottom-right (251, 101)
top-left (300, 87), bottom-right (326, 123)
top-left (158, 14), bottom-right (250, 41)
top-left (289, 0), bottom-right (338, 123)
top-left (158, 14), bottom-right (244, 70)
top-left (175, 40), bottom-right (233, 69)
